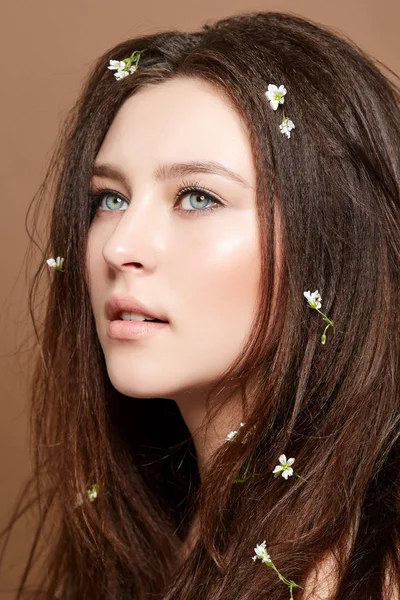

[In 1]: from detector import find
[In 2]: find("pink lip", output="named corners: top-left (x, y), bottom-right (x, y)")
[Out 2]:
top-left (108, 319), bottom-right (169, 341)
top-left (105, 295), bottom-right (169, 322)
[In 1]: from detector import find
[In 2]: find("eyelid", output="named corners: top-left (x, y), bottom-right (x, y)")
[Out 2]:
top-left (173, 179), bottom-right (224, 205)
top-left (89, 187), bottom-right (129, 211)
top-left (89, 181), bottom-right (225, 213)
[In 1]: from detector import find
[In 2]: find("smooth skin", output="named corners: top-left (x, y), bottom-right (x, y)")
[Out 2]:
top-left (86, 76), bottom-right (261, 476)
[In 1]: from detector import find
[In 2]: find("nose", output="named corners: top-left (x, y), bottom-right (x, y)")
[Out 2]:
top-left (102, 198), bottom-right (166, 273)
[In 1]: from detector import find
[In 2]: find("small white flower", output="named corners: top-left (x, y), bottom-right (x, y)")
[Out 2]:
top-left (107, 59), bottom-right (130, 80)
top-left (115, 70), bottom-right (129, 81)
top-left (252, 540), bottom-right (272, 565)
top-left (107, 59), bottom-right (126, 71)
top-left (87, 483), bottom-right (100, 502)
top-left (225, 421), bottom-right (245, 441)
top-left (279, 116), bottom-right (295, 139)
top-left (108, 51), bottom-right (144, 81)
top-left (46, 256), bottom-right (64, 271)
top-left (265, 84), bottom-right (287, 111)
top-left (304, 290), bottom-right (322, 310)
top-left (272, 454), bottom-right (295, 479)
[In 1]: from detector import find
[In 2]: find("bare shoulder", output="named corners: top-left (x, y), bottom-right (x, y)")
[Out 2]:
top-left (301, 553), bottom-right (338, 600)
top-left (302, 554), bottom-right (400, 600)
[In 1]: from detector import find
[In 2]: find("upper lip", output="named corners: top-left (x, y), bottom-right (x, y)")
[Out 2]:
top-left (105, 295), bottom-right (169, 322)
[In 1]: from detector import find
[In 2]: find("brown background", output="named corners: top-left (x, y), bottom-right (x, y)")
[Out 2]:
top-left (1, 0), bottom-right (399, 595)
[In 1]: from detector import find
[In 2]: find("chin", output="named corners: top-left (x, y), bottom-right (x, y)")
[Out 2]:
top-left (105, 364), bottom-right (179, 400)
top-left (105, 362), bottom-right (216, 402)
top-left (107, 374), bottom-right (168, 399)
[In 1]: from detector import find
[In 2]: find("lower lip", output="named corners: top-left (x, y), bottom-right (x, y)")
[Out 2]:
top-left (107, 319), bottom-right (169, 340)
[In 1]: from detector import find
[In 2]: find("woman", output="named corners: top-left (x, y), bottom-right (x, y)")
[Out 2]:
top-left (2, 10), bottom-right (399, 599)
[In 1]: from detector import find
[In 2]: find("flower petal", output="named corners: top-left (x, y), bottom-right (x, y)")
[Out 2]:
top-left (108, 59), bottom-right (120, 69)
top-left (115, 71), bottom-right (129, 80)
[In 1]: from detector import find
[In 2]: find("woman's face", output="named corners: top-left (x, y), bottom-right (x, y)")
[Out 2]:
top-left (86, 76), bottom-right (261, 402)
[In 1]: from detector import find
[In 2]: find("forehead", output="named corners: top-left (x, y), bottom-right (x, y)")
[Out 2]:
top-left (95, 77), bottom-right (256, 188)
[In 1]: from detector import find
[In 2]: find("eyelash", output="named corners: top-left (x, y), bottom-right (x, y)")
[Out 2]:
top-left (88, 179), bottom-right (224, 217)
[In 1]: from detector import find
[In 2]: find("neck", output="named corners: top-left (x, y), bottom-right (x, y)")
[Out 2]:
top-left (173, 385), bottom-right (246, 482)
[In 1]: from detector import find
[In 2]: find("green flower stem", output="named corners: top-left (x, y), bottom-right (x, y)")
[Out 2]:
top-left (314, 307), bottom-right (334, 328)
top-left (126, 50), bottom-right (145, 65)
top-left (313, 307), bottom-right (334, 344)
top-left (268, 561), bottom-right (303, 599)
top-left (316, 309), bottom-right (334, 326)
top-left (234, 452), bottom-right (257, 483)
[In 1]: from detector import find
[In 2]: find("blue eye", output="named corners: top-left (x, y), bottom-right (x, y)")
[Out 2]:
top-left (173, 179), bottom-right (224, 216)
top-left (89, 181), bottom-right (224, 217)
top-left (90, 190), bottom-right (129, 211)
top-left (177, 189), bottom-right (216, 212)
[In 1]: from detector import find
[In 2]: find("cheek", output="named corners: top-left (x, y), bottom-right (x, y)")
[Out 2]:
top-left (171, 237), bottom-right (260, 387)
top-left (206, 240), bottom-right (258, 310)
top-left (173, 217), bottom-right (261, 345)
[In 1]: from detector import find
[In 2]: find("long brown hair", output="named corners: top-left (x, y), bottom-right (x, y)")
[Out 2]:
top-left (2, 10), bottom-right (400, 599)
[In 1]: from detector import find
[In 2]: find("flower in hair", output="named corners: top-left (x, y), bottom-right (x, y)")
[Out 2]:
top-left (46, 256), bottom-right (64, 271)
top-left (304, 290), bottom-right (322, 309)
top-left (226, 421), bottom-right (245, 441)
top-left (265, 84), bottom-right (295, 139)
top-left (273, 454), bottom-right (295, 479)
top-left (252, 541), bottom-right (303, 598)
top-left (265, 84), bottom-right (287, 110)
top-left (304, 290), bottom-right (334, 344)
top-left (107, 49), bottom-right (145, 80)
top-left (108, 60), bottom-right (130, 80)
top-left (87, 483), bottom-right (100, 502)
top-left (252, 541), bottom-right (272, 564)
top-left (279, 116), bottom-right (295, 139)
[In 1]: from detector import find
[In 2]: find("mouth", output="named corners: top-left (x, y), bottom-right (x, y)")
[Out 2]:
top-left (117, 312), bottom-right (168, 323)
top-left (107, 315), bottom-right (169, 341)
top-left (105, 296), bottom-right (169, 324)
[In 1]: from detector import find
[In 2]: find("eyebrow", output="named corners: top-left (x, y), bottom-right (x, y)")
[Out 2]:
top-left (91, 161), bottom-right (251, 190)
